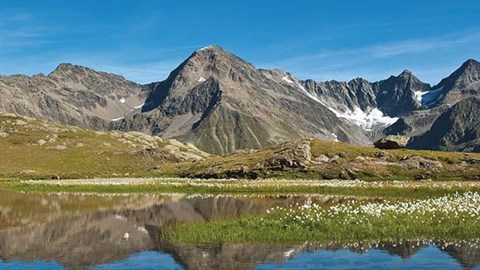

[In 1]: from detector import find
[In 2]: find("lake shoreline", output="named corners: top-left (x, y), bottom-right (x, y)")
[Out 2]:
top-left (2, 178), bottom-right (480, 199)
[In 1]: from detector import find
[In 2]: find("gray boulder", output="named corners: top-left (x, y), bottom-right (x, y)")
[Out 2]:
top-left (400, 156), bottom-right (443, 170)
top-left (265, 140), bottom-right (311, 169)
top-left (374, 135), bottom-right (410, 149)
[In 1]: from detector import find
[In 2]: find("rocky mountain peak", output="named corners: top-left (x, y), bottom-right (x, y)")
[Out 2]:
top-left (48, 63), bottom-right (130, 84)
top-left (348, 77), bottom-right (369, 85)
top-left (188, 45), bottom-right (252, 67)
top-left (458, 59), bottom-right (480, 81)
top-left (48, 63), bottom-right (81, 76)
top-left (373, 70), bottom-right (429, 116)
top-left (142, 46), bottom-right (260, 114)
top-left (189, 45), bottom-right (227, 63)
top-left (431, 58), bottom-right (480, 106)
top-left (54, 62), bottom-right (76, 71)
top-left (0, 62), bottom-right (146, 131)
top-left (162, 45), bottom-right (256, 88)
top-left (194, 44), bottom-right (226, 53)
top-left (435, 59), bottom-right (480, 86)
top-left (386, 69), bottom-right (426, 87)
top-left (448, 59), bottom-right (480, 81)
top-left (123, 46), bottom-right (374, 155)
top-left (48, 63), bottom-right (97, 80)
top-left (462, 58), bottom-right (480, 70)
top-left (399, 69), bottom-right (414, 79)
top-left (392, 70), bottom-right (424, 84)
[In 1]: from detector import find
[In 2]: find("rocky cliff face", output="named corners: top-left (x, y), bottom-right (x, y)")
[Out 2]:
top-left (409, 97), bottom-right (480, 152)
top-left (1, 46), bottom-right (480, 154)
top-left (302, 70), bottom-right (430, 118)
top-left (0, 63), bottom-right (150, 130)
top-left (113, 46), bottom-right (370, 155)
top-left (373, 70), bottom-right (430, 116)
top-left (433, 59), bottom-right (480, 106)
top-left (302, 78), bottom-right (377, 114)
top-left (388, 59), bottom-right (480, 141)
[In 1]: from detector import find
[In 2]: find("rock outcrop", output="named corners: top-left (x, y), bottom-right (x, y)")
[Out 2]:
top-left (114, 46), bottom-right (369, 155)
top-left (409, 97), bottom-right (480, 152)
top-left (0, 64), bottom-right (151, 130)
top-left (265, 140), bottom-right (312, 169)
top-left (399, 156), bottom-right (443, 171)
top-left (374, 135), bottom-right (410, 149)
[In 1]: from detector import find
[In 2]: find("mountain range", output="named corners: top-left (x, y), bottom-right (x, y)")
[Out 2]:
top-left (1, 45), bottom-right (479, 155)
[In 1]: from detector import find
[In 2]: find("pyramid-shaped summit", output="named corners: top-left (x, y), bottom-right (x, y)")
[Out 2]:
top-left (429, 59), bottom-right (480, 106)
top-left (115, 46), bottom-right (370, 155)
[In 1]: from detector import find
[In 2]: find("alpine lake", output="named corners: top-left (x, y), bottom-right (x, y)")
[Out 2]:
top-left (0, 179), bottom-right (479, 270)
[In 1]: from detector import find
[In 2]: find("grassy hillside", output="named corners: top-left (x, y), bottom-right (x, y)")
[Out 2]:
top-left (2, 113), bottom-right (480, 181)
top-left (166, 139), bottom-right (480, 181)
top-left (0, 114), bottom-right (208, 179)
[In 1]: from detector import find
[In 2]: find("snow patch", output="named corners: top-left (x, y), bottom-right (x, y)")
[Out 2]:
top-left (414, 86), bottom-right (444, 106)
top-left (133, 101), bottom-right (152, 110)
top-left (293, 83), bottom-right (398, 130)
top-left (330, 107), bottom-right (398, 131)
top-left (297, 84), bottom-right (323, 103)
top-left (119, 98), bottom-right (126, 103)
top-left (332, 133), bottom-right (339, 142)
top-left (111, 117), bottom-right (124, 122)
top-left (281, 76), bottom-right (294, 83)
top-left (198, 45), bottom-right (214, 51)
top-left (198, 77), bottom-right (206, 82)
top-left (134, 103), bottom-right (145, 109)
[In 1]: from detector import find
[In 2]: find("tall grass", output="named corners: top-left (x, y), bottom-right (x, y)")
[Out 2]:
top-left (4, 179), bottom-right (480, 198)
top-left (163, 192), bottom-right (480, 244)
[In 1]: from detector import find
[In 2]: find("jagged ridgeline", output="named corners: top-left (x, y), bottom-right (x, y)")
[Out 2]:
top-left (1, 45), bottom-right (479, 154)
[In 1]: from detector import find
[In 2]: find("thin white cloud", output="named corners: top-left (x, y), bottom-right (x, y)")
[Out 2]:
top-left (1, 27), bottom-right (57, 48)
top-left (2, 14), bottom-right (29, 24)
top-left (0, 11), bottom-right (58, 50)
top-left (258, 29), bottom-right (480, 84)
top-left (368, 31), bottom-right (480, 58)
top-left (269, 29), bottom-right (480, 67)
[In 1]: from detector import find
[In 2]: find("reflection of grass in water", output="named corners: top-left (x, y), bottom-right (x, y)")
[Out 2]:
top-left (163, 192), bottom-right (480, 244)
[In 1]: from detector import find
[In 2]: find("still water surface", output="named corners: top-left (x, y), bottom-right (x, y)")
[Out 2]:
top-left (0, 189), bottom-right (478, 269)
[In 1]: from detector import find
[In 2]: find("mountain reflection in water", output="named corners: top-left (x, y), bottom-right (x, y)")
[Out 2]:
top-left (0, 189), bottom-right (478, 270)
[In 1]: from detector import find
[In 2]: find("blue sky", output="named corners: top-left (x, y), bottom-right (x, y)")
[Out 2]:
top-left (1, 0), bottom-right (479, 84)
